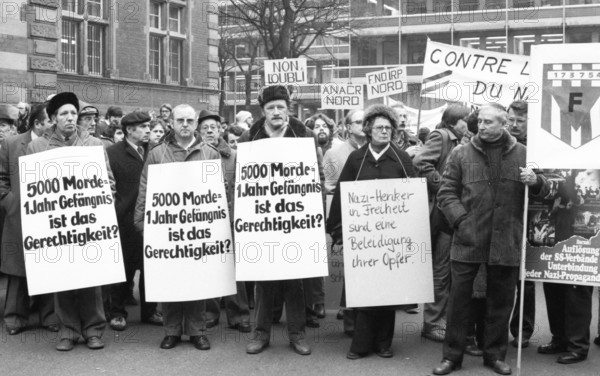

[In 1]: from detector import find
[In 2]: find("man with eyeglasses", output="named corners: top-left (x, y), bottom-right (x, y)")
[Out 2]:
top-left (197, 109), bottom-right (251, 334)
top-left (505, 100), bottom-right (536, 350)
top-left (134, 104), bottom-right (220, 351)
top-left (159, 103), bottom-right (173, 129)
top-left (321, 109), bottom-right (367, 334)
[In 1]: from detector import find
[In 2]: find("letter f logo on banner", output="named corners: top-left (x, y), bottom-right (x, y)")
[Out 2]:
top-left (541, 63), bottom-right (600, 148)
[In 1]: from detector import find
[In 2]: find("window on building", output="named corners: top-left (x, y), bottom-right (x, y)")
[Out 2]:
top-left (60, 0), bottom-right (107, 75)
top-left (350, 0), bottom-right (377, 17)
top-left (87, 0), bottom-right (103, 18)
top-left (383, 0), bottom-right (400, 16)
top-left (150, 1), bottom-right (162, 29)
top-left (169, 39), bottom-right (182, 83)
top-left (87, 23), bottom-right (103, 75)
top-left (62, 0), bottom-right (77, 13)
top-left (514, 34), bottom-right (564, 55)
top-left (461, 36), bottom-right (506, 52)
top-left (355, 38), bottom-right (377, 65)
top-left (407, 37), bottom-right (427, 64)
top-left (61, 20), bottom-right (79, 73)
top-left (149, 35), bottom-right (163, 82)
top-left (169, 5), bottom-right (181, 33)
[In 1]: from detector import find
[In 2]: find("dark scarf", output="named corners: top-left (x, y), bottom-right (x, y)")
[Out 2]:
top-left (481, 131), bottom-right (509, 195)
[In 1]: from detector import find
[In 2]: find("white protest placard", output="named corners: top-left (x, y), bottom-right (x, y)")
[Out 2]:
top-left (234, 137), bottom-right (328, 281)
top-left (143, 160), bottom-right (235, 302)
top-left (19, 146), bottom-right (124, 295)
top-left (320, 83), bottom-right (364, 110)
top-left (264, 58), bottom-right (307, 85)
top-left (524, 45), bottom-right (600, 286)
top-left (527, 43), bottom-right (600, 169)
top-left (340, 179), bottom-right (433, 308)
top-left (421, 40), bottom-right (532, 107)
top-left (366, 66), bottom-right (407, 99)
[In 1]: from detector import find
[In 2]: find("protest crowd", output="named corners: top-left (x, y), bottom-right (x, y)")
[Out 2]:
top-left (0, 80), bottom-right (598, 376)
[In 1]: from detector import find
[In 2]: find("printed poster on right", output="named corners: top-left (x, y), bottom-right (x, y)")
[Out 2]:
top-left (525, 170), bottom-right (600, 286)
top-left (525, 44), bottom-right (600, 286)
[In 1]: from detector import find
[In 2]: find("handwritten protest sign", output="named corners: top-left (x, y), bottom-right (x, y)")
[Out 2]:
top-left (321, 83), bottom-right (364, 110)
top-left (19, 146), bottom-right (124, 295)
top-left (366, 66), bottom-right (407, 99)
top-left (264, 58), bottom-right (307, 85)
top-left (143, 160), bottom-right (235, 302)
top-left (421, 40), bottom-right (532, 106)
top-left (234, 137), bottom-right (328, 281)
top-left (340, 179), bottom-right (433, 308)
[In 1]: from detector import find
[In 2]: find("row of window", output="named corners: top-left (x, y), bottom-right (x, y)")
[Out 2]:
top-left (59, 0), bottom-right (186, 83)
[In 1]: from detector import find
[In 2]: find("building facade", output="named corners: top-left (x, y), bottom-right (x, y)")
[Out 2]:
top-left (221, 0), bottom-right (600, 121)
top-left (1, 0), bottom-right (220, 114)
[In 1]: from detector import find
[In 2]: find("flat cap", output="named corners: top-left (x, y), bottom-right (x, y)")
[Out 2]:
top-left (0, 104), bottom-right (18, 122)
top-left (121, 111), bottom-right (151, 127)
top-left (79, 105), bottom-right (99, 117)
top-left (197, 109), bottom-right (221, 125)
top-left (46, 92), bottom-right (80, 117)
top-left (106, 106), bottom-right (123, 118)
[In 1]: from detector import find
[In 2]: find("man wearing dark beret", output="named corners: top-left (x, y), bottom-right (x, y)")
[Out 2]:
top-left (27, 92), bottom-right (116, 351)
top-left (105, 111), bottom-right (163, 331)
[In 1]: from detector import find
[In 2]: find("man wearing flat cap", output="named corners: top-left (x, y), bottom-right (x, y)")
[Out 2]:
top-left (105, 111), bottom-right (163, 332)
top-left (197, 109), bottom-right (251, 333)
top-left (238, 85), bottom-right (324, 356)
top-left (78, 105), bottom-right (99, 135)
top-left (0, 103), bottom-right (58, 336)
top-left (27, 92), bottom-right (116, 352)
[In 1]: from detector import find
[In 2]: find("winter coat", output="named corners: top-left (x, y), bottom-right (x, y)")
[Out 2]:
top-left (0, 131), bottom-right (33, 276)
top-left (133, 132), bottom-right (220, 233)
top-left (437, 131), bottom-right (545, 266)
top-left (326, 142), bottom-right (416, 309)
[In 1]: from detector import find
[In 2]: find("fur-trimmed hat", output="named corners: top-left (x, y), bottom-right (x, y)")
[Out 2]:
top-left (257, 85), bottom-right (290, 107)
top-left (46, 92), bottom-right (80, 118)
top-left (363, 104), bottom-right (400, 130)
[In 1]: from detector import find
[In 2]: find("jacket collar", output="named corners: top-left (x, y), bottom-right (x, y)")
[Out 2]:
top-left (353, 142), bottom-right (403, 163)
top-left (42, 126), bottom-right (89, 146)
top-left (471, 129), bottom-right (517, 155)
top-left (247, 116), bottom-right (307, 140)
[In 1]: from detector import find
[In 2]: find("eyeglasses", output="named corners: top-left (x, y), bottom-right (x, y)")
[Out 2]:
top-left (372, 126), bottom-right (393, 133)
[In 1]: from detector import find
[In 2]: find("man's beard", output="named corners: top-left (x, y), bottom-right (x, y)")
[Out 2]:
top-left (317, 133), bottom-right (329, 146)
